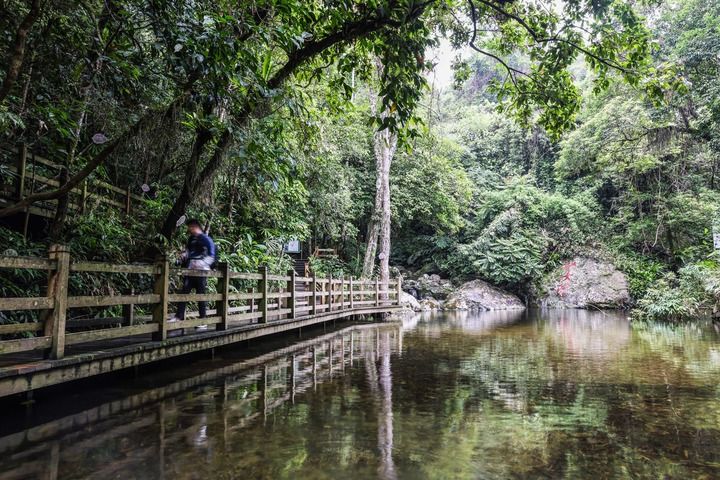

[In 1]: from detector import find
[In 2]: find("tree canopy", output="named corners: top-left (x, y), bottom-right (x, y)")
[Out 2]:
top-left (2, 0), bottom-right (716, 320)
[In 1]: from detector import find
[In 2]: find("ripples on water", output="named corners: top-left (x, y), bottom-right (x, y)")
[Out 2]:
top-left (1, 310), bottom-right (720, 479)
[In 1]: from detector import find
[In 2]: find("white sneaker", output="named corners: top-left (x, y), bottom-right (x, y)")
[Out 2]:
top-left (196, 324), bottom-right (208, 331)
top-left (168, 316), bottom-right (180, 323)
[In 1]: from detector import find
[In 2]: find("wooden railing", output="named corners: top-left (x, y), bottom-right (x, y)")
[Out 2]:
top-left (0, 245), bottom-right (402, 360)
top-left (0, 145), bottom-right (145, 219)
top-left (312, 247), bottom-right (338, 258)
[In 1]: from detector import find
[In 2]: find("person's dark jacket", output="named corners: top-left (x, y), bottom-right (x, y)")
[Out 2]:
top-left (184, 233), bottom-right (216, 270)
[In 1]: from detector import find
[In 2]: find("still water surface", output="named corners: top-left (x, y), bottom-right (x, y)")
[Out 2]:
top-left (1, 310), bottom-right (720, 479)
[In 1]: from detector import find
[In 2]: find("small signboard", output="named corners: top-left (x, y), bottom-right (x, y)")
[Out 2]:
top-left (285, 239), bottom-right (300, 254)
top-left (714, 227), bottom-right (720, 251)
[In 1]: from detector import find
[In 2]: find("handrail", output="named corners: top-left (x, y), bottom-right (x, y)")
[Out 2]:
top-left (0, 246), bottom-right (402, 359)
top-left (1, 146), bottom-right (147, 219)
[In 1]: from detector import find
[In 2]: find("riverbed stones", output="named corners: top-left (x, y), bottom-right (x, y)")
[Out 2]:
top-left (444, 280), bottom-right (525, 311)
top-left (538, 257), bottom-right (630, 309)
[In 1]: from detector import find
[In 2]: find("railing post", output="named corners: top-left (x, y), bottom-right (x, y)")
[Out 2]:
top-left (45, 244), bottom-right (69, 359)
top-left (259, 266), bottom-right (268, 323)
top-left (80, 181), bottom-right (88, 214)
top-left (311, 273), bottom-right (317, 315)
top-left (288, 269), bottom-right (296, 319)
top-left (328, 273), bottom-right (333, 312)
top-left (340, 275), bottom-right (345, 310)
top-left (152, 257), bottom-right (169, 341)
top-left (375, 278), bottom-right (380, 307)
top-left (122, 302), bottom-right (134, 326)
top-left (218, 262), bottom-right (230, 330)
top-left (396, 276), bottom-right (402, 306)
top-left (125, 186), bottom-right (132, 215)
top-left (16, 144), bottom-right (26, 201)
top-left (349, 276), bottom-right (354, 309)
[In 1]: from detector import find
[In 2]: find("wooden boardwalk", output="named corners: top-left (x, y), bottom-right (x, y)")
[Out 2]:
top-left (0, 246), bottom-right (402, 398)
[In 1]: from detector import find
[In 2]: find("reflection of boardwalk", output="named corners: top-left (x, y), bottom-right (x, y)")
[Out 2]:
top-left (0, 323), bottom-right (402, 480)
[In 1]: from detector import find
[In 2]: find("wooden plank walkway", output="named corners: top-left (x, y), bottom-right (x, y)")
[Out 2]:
top-left (0, 247), bottom-right (402, 398)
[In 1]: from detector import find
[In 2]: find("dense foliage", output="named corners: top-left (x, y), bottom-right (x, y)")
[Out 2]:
top-left (1, 0), bottom-right (717, 321)
top-left (398, 0), bottom-right (720, 319)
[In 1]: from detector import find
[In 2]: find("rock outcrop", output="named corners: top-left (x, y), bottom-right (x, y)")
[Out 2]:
top-left (538, 257), bottom-right (630, 309)
top-left (444, 280), bottom-right (524, 311)
top-left (419, 297), bottom-right (442, 311)
top-left (403, 274), bottom-right (454, 300)
top-left (399, 291), bottom-right (422, 311)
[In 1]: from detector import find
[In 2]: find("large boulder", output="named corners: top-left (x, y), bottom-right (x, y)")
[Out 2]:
top-left (404, 274), bottom-right (454, 300)
top-left (399, 291), bottom-right (422, 312)
top-left (444, 280), bottom-right (525, 311)
top-left (538, 257), bottom-right (629, 309)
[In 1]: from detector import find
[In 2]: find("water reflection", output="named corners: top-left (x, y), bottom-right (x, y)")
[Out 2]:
top-left (546, 309), bottom-right (631, 359)
top-left (369, 330), bottom-right (396, 480)
top-left (410, 309), bottom-right (525, 336)
top-left (1, 310), bottom-right (720, 479)
top-left (0, 323), bottom-right (402, 480)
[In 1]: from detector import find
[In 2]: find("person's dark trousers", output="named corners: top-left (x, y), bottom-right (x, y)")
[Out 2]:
top-left (176, 275), bottom-right (208, 319)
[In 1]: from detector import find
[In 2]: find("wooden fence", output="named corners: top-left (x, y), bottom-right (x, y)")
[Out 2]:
top-left (0, 245), bottom-right (401, 360)
top-left (0, 145), bottom-right (144, 222)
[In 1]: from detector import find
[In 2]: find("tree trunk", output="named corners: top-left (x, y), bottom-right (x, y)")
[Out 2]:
top-left (362, 158), bottom-right (383, 278)
top-left (361, 128), bottom-right (396, 281)
top-left (0, 0), bottom-right (42, 103)
top-left (363, 72), bottom-right (397, 283)
top-left (158, 126), bottom-right (215, 240)
top-left (49, 167), bottom-right (69, 240)
top-left (377, 127), bottom-right (396, 296)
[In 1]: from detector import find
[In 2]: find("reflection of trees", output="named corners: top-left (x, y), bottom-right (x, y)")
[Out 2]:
top-left (3, 312), bottom-right (720, 479)
top-left (547, 309), bottom-right (631, 359)
top-left (393, 311), bottom-right (720, 478)
top-left (412, 310), bottom-right (524, 339)
top-left (362, 328), bottom-right (398, 480)
top-left (0, 323), bottom-right (402, 480)
top-left (632, 320), bottom-right (720, 380)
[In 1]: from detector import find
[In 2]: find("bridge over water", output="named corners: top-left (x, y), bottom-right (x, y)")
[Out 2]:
top-left (0, 246), bottom-right (402, 399)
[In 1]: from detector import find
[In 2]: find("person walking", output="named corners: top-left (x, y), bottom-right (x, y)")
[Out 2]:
top-left (171, 219), bottom-right (216, 330)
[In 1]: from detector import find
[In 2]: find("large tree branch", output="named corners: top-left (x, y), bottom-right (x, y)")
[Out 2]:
top-left (472, 0), bottom-right (633, 74)
top-left (0, 81), bottom-right (197, 218)
top-left (467, 0), bottom-right (529, 89)
top-left (158, 3), bottom-right (436, 240)
top-left (0, 0), bottom-right (42, 103)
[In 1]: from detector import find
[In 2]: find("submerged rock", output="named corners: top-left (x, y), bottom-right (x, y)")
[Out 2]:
top-left (444, 280), bottom-right (524, 311)
top-left (538, 257), bottom-right (629, 309)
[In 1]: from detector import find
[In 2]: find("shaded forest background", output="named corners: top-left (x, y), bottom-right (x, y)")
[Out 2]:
top-left (1, 0), bottom-right (719, 321)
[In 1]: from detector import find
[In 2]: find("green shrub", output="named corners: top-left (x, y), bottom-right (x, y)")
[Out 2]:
top-left (448, 179), bottom-right (599, 287)
top-left (614, 253), bottom-right (666, 301)
top-left (633, 262), bottom-right (720, 322)
top-left (308, 256), bottom-right (351, 277)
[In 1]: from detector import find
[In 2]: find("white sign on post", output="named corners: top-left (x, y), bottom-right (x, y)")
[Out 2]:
top-left (285, 239), bottom-right (300, 253)
top-left (714, 227), bottom-right (720, 251)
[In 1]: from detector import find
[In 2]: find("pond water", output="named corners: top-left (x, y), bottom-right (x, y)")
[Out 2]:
top-left (1, 309), bottom-right (720, 479)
